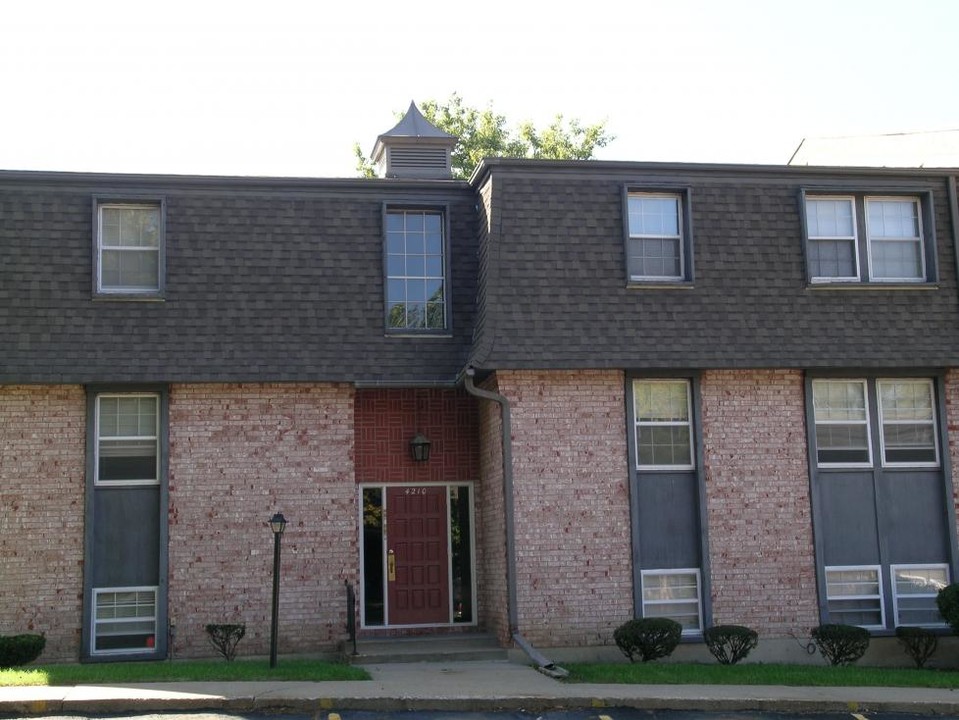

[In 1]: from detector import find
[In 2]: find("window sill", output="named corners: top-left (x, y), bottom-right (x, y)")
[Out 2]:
top-left (626, 281), bottom-right (695, 290)
top-left (384, 332), bottom-right (453, 339)
top-left (93, 293), bottom-right (166, 302)
top-left (806, 282), bottom-right (939, 291)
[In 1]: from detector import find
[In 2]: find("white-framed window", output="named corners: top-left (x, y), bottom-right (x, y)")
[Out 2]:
top-left (626, 192), bottom-right (687, 282)
top-left (96, 202), bottom-right (163, 294)
top-left (92, 586), bottom-right (158, 655)
top-left (877, 379), bottom-right (939, 467)
top-left (633, 379), bottom-right (694, 470)
top-left (811, 379), bottom-right (872, 467)
top-left (385, 207), bottom-right (447, 331)
top-left (805, 196), bottom-right (859, 282)
top-left (95, 394), bottom-right (159, 486)
top-left (802, 193), bottom-right (932, 284)
top-left (825, 565), bottom-right (885, 629)
top-left (891, 564), bottom-right (949, 627)
top-left (641, 568), bottom-right (702, 634)
top-left (866, 198), bottom-right (925, 282)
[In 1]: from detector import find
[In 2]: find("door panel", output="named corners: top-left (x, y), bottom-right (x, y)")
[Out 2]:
top-left (387, 486), bottom-right (449, 625)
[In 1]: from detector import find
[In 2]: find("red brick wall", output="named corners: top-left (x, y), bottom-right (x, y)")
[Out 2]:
top-left (0, 385), bottom-right (85, 661)
top-left (168, 383), bottom-right (356, 658)
top-left (700, 369), bottom-right (819, 636)
top-left (495, 370), bottom-right (633, 647)
top-left (354, 388), bottom-right (478, 484)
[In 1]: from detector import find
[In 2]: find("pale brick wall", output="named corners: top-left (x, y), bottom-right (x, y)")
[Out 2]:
top-left (701, 369), bottom-right (819, 636)
top-left (495, 370), bottom-right (632, 648)
top-left (168, 383), bottom-right (356, 658)
top-left (0, 385), bottom-right (85, 661)
top-left (943, 370), bottom-right (959, 546)
top-left (475, 376), bottom-right (510, 644)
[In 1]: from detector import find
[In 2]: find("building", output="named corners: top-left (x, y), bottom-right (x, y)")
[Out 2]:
top-left (3, 105), bottom-right (959, 664)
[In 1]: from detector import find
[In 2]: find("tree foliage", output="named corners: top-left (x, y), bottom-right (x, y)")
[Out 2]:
top-left (355, 93), bottom-right (613, 179)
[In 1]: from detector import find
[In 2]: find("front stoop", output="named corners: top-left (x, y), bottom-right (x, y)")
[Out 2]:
top-left (345, 633), bottom-right (507, 664)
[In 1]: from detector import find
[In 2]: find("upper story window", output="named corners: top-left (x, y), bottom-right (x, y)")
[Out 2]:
top-left (95, 201), bottom-right (164, 295)
top-left (802, 192), bottom-right (934, 284)
top-left (811, 378), bottom-right (939, 469)
top-left (633, 379), bottom-right (694, 470)
top-left (95, 393), bottom-right (159, 486)
top-left (385, 207), bottom-right (447, 332)
top-left (625, 189), bottom-right (693, 284)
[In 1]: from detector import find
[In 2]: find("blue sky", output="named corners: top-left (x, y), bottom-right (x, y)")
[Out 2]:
top-left (1, 0), bottom-right (956, 178)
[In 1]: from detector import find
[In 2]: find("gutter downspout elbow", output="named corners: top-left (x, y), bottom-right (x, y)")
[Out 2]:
top-left (463, 366), bottom-right (568, 679)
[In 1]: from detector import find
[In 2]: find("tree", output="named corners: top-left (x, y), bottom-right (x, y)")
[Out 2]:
top-left (354, 93), bottom-right (613, 179)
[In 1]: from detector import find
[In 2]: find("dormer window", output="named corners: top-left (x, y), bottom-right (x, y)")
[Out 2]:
top-left (384, 206), bottom-right (448, 332)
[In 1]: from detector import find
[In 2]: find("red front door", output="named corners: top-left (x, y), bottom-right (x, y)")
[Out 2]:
top-left (387, 485), bottom-right (449, 625)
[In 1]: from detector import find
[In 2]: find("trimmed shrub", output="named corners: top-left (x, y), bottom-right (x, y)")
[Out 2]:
top-left (936, 583), bottom-right (959, 634)
top-left (613, 618), bottom-right (683, 663)
top-left (205, 623), bottom-right (246, 661)
top-left (703, 624), bottom-right (759, 665)
top-left (895, 626), bottom-right (938, 668)
top-left (0, 634), bottom-right (46, 668)
top-left (811, 623), bottom-right (869, 666)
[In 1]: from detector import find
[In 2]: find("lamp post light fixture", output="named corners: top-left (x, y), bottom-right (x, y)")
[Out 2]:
top-left (409, 433), bottom-right (431, 462)
top-left (268, 512), bottom-right (287, 669)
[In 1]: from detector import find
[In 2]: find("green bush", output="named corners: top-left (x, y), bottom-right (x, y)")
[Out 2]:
top-left (703, 624), bottom-right (759, 665)
top-left (936, 583), bottom-right (959, 634)
top-left (0, 633), bottom-right (46, 668)
top-left (205, 623), bottom-right (246, 661)
top-left (613, 618), bottom-right (683, 663)
top-left (895, 626), bottom-right (938, 668)
top-left (811, 624), bottom-right (869, 666)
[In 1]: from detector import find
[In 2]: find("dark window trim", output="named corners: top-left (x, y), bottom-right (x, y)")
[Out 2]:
top-left (81, 384), bottom-right (169, 662)
top-left (622, 184), bottom-right (694, 287)
top-left (624, 371), bottom-right (710, 633)
top-left (382, 202), bottom-right (451, 336)
top-left (92, 195), bottom-right (167, 300)
top-left (799, 188), bottom-right (937, 286)
top-left (804, 370), bottom-right (958, 633)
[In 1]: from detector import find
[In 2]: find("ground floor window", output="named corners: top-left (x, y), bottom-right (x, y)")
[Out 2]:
top-left (824, 565), bottom-right (884, 629)
top-left (361, 483), bottom-right (475, 628)
top-left (640, 568), bottom-right (702, 634)
top-left (891, 564), bottom-right (949, 627)
top-left (92, 586), bottom-right (158, 655)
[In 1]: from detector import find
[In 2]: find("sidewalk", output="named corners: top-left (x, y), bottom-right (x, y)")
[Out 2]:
top-left (3, 659), bottom-right (959, 716)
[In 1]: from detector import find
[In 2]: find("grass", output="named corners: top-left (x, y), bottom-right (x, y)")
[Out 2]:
top-left (0, 658), bottom-right (370, 687)
top-left (563, 662), bottom-right (959, 688)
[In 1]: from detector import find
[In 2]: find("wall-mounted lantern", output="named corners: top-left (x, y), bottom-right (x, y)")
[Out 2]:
top-left (409, 433), bottom-right (431, 462)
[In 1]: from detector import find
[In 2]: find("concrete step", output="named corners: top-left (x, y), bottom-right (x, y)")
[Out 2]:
top-left (346, 633), bottom-right (507, 664)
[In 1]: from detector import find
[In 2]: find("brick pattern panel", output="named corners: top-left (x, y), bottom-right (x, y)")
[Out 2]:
top-left (0, 385), bottom-right (85, 661)
top-left (701, 369), bottom-right (819, 636)
top-left (168, 383), bottom-right (356, 658)
top-left (354, 388), bottom-right (478, 484)
top-left (497, 370), bottom-right (632, 647)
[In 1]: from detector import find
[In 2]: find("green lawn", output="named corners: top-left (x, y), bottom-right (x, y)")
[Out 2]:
top-left (563, 662), bottom-right (959, 688)
top-left (0, 658), bottom-right (370, 687)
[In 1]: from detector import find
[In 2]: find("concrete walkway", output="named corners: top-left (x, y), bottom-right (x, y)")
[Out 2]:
top-left (2, 659), bottom-right (959, 716)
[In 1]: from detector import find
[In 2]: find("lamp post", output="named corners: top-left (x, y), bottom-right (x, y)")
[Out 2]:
top-left (268, 512), bottom-right (287, 669)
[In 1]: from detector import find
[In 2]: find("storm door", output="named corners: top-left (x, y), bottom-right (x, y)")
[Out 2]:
top-left (361, 483), bottom-right (475, 628)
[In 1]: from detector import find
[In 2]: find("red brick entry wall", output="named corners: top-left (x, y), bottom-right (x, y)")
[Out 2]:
top-left (354, 388), bottom-right (479, 484)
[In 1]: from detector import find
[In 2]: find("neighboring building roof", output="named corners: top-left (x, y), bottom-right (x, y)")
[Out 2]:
top-left (788, 129), bottom-right (959, 168)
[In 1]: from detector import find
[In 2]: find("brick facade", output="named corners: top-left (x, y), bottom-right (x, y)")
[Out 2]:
top-left (0, 385), bottom-right (85, 661)
top-left (700, 369), bottom-right (819, 636)
top-left (494, 370), bottom-right (633, 647)
top-left (943, 370), bottom-right (959, 546)
top-left (167, 383), bottom-right (356, 658)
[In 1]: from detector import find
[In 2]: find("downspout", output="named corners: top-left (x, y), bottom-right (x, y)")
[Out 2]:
top-left (463, 366), bottom-right (568, 678)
